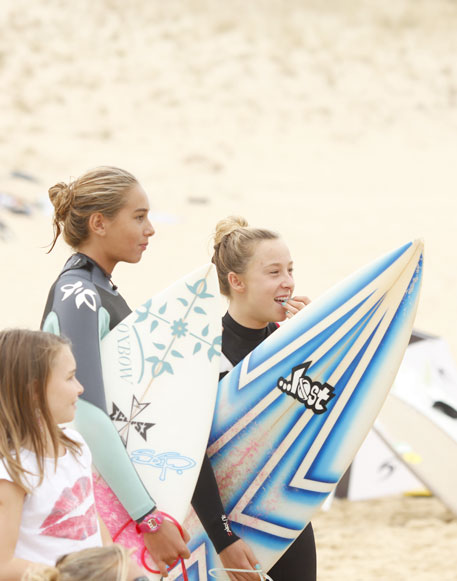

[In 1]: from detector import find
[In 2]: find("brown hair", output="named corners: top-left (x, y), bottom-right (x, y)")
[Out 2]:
top-left (47, 166), bottom-right (139, 252)
top-left (212, 216), bottom-right (279, 296)
top-left (0, 329), bottom-right (81, 493)
top-left (22, 545), bottom-right (132, 581)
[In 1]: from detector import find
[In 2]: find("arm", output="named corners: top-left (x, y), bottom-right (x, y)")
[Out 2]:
top-left (191, 454), bottom-right (239, 553)
top-left (98, 513), bottom-right (113, 546)
top-left (192, 455), bottom-right (261, 581)
top-left (0, 479), bottom-right (34, 580)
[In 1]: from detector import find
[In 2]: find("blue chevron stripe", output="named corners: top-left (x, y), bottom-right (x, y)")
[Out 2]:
top-left (247, 241), bottom-right (412, 373)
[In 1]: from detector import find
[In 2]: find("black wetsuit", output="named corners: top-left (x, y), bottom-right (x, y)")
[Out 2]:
top-left (192, 312), bottom-right (317, 580)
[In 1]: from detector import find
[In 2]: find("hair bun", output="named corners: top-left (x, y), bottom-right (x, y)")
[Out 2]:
top-left (213, 215), bottom-right (249, 247)
top-left (48, 181), bottom-right (75, 223)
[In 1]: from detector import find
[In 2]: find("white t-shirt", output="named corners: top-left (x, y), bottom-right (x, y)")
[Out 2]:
top-left (0, 428), bottom-right (102, 565)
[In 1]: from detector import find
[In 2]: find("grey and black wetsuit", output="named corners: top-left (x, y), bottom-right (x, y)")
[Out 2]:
top-left (41, 253), bottom-right (156, 522)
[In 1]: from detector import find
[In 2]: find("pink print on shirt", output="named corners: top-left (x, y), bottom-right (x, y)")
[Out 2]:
top-left (40, 476), bottom-right (98, 540)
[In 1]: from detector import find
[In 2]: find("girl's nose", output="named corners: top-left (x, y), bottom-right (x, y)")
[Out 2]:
top-left (146, 219), bottom-right (155, 237)
top-left (281, 272), bottom-right (294, 288)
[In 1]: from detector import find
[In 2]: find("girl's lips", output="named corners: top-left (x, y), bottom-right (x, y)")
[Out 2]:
top-left (274, 296), bottom-right (290, 303)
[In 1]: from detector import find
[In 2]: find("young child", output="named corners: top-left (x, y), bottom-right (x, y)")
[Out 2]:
top-left (0, 329), bottom-right (147, 580)
top-left (22, 545), bottom-right (149, 581)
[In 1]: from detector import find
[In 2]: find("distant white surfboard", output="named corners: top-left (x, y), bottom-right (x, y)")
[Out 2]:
top-left (170, 240), bottom-right (423, 580)
top-left (375, 334), bottom-right (457, 515)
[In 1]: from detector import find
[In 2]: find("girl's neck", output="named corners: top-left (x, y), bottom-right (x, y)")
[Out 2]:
top-left (76, 244), bottom-right (117, 275)
top-left (227, 304), bottom-right (268, 330)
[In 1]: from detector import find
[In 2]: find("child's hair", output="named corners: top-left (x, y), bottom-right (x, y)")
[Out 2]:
top-left (47, 166), bottom-right (139, 252)
top-left (22, 545), bottom-right (133, 581)
top-left (212, 215), bottom-right (279, 296)
top-left (0, 329), bottom-right (81, 493)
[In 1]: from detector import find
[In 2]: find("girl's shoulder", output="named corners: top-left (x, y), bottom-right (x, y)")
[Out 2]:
top-left (0, 448), bottom-right (39, 488)
top-left (59, 428), bottom-right (93, 471)
top-left (0, 454), bottom-right (13, 483)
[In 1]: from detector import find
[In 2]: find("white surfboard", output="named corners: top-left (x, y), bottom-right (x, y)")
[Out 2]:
top-left (169, 239), bottom-right (423, 580)
top-left (375, 393), bottom-right (457, 515)
top-left (94, 264), bottom-right (221, 573)
top-left (375, 334), bottom-right (457, 515)
top-left (337, 428), bottom-right (426, 501)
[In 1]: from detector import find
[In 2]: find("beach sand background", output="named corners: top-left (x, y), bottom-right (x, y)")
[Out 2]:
top-left (1, 1), bottom-right (456, 578)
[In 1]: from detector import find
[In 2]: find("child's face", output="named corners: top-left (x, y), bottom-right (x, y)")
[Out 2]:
top-left (236, 238), bottom-right (295, 327)
top-left (46, 345), bottom-right (84, 424)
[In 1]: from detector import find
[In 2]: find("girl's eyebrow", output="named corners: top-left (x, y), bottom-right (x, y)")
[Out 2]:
top-left (264, 261), bottom-right (294, 268)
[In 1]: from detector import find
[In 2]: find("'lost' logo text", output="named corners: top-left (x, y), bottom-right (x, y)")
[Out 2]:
top-left (276, 362), bottom-right (335, 414)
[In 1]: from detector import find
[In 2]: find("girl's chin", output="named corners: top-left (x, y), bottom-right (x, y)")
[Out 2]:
top-left (276, 309), bottom-right (287, 322)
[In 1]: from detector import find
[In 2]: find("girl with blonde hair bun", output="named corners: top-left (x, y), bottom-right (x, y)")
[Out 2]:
top-left (22, 545), bottom-right (148, 581)
top-left (41, 166), bottom-right (190, 577)
top-left (191, 216), bottom-right (317, 581)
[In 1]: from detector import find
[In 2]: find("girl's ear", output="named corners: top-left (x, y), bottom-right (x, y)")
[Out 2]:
top-left (227, 272), bottom-right (245, 294)
top-left (88, 212), bottom-right (107, 237)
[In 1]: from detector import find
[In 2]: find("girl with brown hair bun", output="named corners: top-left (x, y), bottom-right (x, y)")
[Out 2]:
top-left (191, 216), bottom-right (316, 581)
top-left (41, 166), bottom-right (189, 577)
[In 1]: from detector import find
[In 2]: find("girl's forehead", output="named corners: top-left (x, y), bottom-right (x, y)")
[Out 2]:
top-left (250, 238), bottom-right (292, 266)
top-left (53, 344), bottom-right (76, 367)
top-left (124, 183), bottom-right (150, 211)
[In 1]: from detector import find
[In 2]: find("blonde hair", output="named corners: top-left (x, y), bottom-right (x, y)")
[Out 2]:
top-left (0, 329), bottom-right (81, 493)
top-left (48, 166), bottom-right (139, 251)
top-left (22, 545), bottom-right (132, 581)
top-left (212, 216), bottom-right (279, 296)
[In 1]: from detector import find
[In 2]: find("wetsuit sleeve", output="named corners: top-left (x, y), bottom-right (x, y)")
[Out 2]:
top-left (191, 453), bottom-right (240, 553)
top-left (42, 272), bottom-right (156, 521)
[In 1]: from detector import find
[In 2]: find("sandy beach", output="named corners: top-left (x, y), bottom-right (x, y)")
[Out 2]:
top-left (1, 1), bottom-right (457, 578)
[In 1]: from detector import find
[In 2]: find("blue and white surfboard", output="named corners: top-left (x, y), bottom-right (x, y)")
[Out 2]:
top-left (170, 240), bottom-right (423, 580)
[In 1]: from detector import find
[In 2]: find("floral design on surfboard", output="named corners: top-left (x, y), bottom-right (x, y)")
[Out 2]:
top-left (134, 275), bottom-right (221, 380)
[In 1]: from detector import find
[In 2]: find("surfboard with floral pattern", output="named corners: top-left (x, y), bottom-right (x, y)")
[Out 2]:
top-left (95, 263), bottom-right (221, 573)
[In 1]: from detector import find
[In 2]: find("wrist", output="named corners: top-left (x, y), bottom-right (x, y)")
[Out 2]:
top-left (136, 510), bottom-right (165, 534)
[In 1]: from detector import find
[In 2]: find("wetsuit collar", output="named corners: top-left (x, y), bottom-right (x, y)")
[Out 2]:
top-left (64, 253), bottom-right (118, 290)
